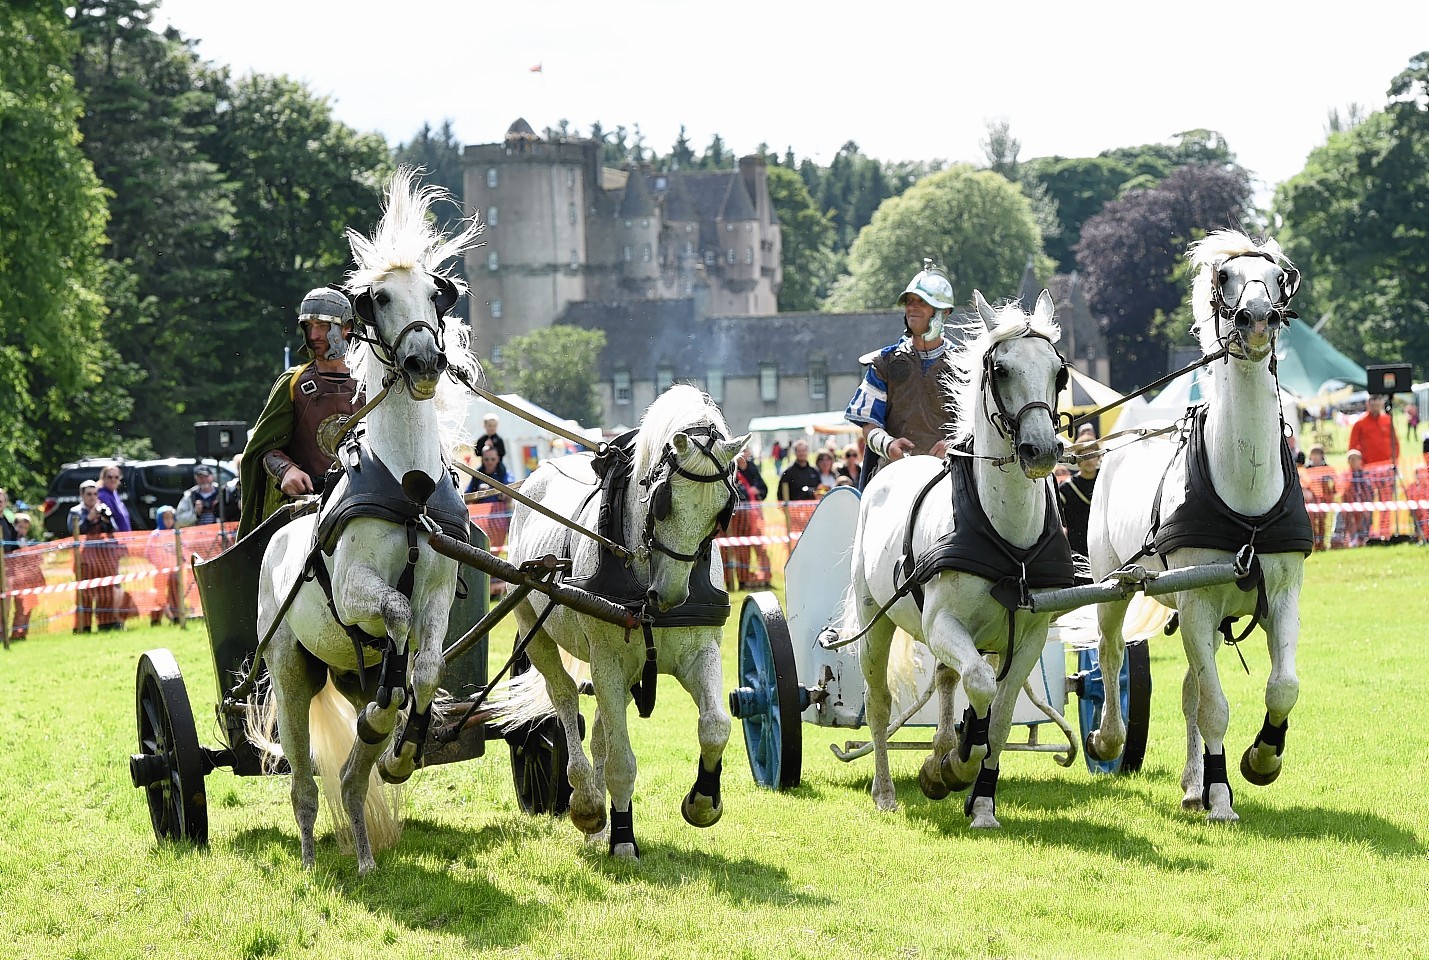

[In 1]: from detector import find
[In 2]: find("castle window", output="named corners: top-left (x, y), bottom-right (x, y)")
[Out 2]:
top-left (487, 250), bottom-right (499, 271)
top-left (491, 345), bottom-right (504, 365)
top-left (759, 363), bottom-right (779, 402)
top-left (655, 176), bottom-right (667, 190)
top-left (706, 368), bottom-right (724, 403)
top-left (685, 241), bottom-right (693, 255)
top-left (567, 168), bottom-right (575, 187)
top-left (623, 245), bottom-right (632, 263)
top-left (490, 299), bottom-right (502, 319)
top-left (614, 370), bottom-right (632, 406)
top-left (704, 250), bottom-right (715, 267)
top-left (487, 205), bottom-right (498, 226)
top-left (808, 361), bottom-right (827, 401)
top-left (725, 223), bottom-right (734, 232)
top-left (745, 222), bottom-right (753, 232)
top-left (568, 203), bottom-right (577, 225)
top-left (727, 248), bottom-right (736, 265)
top-left (486, 168), bottom-right (498, 189)
top-left (745, 246), bottom-right (754, 264)
top-left (641, 218), bottom-right (650, 228)
top-left (685, 224), bottom-right (694, 234)
top-left (641, 243), bottom-right (651, 263)
top-left (570, 249), bottom-right (579, 269)
top-left (624, 219), bottom-right (632, 229)
top-left (657, 366), bottom-right (675, 393)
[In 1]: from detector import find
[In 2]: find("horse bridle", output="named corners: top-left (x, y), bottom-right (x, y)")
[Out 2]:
top-left (348, 273), bottom-right (460, 390)
top-left (1209, 252), bottom-right (1301, 362)
top-left (637, 424), bottom-right (738, 563)
top-left (980, 330), bottom-right (1072, 443)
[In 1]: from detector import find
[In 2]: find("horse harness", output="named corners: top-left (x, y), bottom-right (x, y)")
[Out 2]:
top-left (561, 425), bottom-right (737, 717)
top-left (305, 429), bottom-right (472, 699)
top-left (1130, 405), bottom-right (1313, 658)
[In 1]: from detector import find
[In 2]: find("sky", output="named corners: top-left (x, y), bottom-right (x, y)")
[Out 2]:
top-left (153, 0), bottom-right (1429, 200)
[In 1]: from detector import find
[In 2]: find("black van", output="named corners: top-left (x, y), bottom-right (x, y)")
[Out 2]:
top-left (41, 459), bottom-right (237, 537)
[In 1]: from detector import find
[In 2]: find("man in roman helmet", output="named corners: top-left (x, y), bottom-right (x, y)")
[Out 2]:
top-left (237, 286), bottom-right (363, 537)
top-left (844, 258), bottom-right (958, 487)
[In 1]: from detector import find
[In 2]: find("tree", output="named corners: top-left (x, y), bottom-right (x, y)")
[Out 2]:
top-left (70, 0), bottom-right (236, 455)
top-left (764, 166), bottom-right (838, 312)
top-left (667, 125), bottom-right (695, 171)
top-left (199, 70), bottom-right (391, 423)
top-left (0, 3), bottom-right (113, 493)
top-left (395, 120), bottom-right (468, 317)
top-left (825, 165), bottom-right (1053, 312)
top-left (1075, 164), bottom-right (1252, 389)
top-left (487, 326), bottom-right (606, 425)
top-left (698, 134), bottom-right (730, 170)
top-left (1275, 53), bottom-right (1429, 372)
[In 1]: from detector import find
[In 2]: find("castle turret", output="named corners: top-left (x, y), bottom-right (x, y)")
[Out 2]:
top-left (618, 164), bottom-right (660, 291)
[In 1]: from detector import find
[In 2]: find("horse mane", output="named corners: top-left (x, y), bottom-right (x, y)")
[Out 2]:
top-left (1189, 229), bottom-right (1286, 353)
top-left (944, 300), bottom-right (1061, 447)
top-left (344, 166), bottom-right (486, 452)
top-left (629, 384), bottom-right (731, 535)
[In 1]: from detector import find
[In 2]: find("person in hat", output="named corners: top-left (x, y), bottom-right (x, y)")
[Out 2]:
top-left (238, 285), bottom-right (363, 537)
top-left (68, 479), bottom-right (121, 632)
top-left (844, 258), bottom-right (959, 487)
top-left (176, 464), bottom-right (222, 527)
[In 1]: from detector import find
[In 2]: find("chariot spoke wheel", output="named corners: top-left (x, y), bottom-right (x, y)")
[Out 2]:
top-left (507, 715), bottom-right (573, 816)
top-left (130, 649), bottom-right (209, 843)
top-left (1076, 641), bottom-right (1152, 775)
top-left (731, 592), bottom-right (802, 790)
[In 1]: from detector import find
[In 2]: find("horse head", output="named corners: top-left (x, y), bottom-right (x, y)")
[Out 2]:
top-left (641, 429), bottom-right (748, 612)
top-left (350, 267), bottom-right (458, 400)
top-left (1191, 231), bottom-right (1300, 363)
top-left (972, 289), bottom-right (1066, 479)
top-left (345, 167), bottom-right (483, 402)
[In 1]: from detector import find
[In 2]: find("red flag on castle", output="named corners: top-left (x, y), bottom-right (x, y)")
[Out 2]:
top-left (529, 63), bottom-right (542, 73)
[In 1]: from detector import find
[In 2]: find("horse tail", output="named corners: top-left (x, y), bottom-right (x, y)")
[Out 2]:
top-left (309, 678), bottom-right (404, 854)
top-left (243, 665), bottom-right (283, 772)
top-left (838, 537), bottom-right (922, 709)
top-left (493, 648), bottom-right (587, 731)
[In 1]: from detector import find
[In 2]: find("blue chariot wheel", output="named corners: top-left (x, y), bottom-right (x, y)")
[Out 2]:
top-left (729, 592), bottom-right (802, 790)
top-left (1075, 641), bottom-right (1152, 774)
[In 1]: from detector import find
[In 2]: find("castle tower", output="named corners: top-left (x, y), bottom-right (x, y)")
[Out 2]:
top-left (461, 119), bottom-right (593, 350)
top-left (617, 164), bottom-right (660, 294)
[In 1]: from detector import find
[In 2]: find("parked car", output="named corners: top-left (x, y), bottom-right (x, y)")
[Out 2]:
top-left (41, 459), bottom-right (237, 538)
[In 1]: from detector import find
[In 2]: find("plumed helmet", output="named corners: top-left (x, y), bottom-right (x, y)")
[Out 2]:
top-left (897, 258), bottom-right (956, 311)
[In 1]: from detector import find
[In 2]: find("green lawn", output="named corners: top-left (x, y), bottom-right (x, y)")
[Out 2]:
top-left (0, 546), bottom-right (1425, 959)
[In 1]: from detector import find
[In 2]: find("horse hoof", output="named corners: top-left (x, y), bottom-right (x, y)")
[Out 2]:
top-left (1084, 732), bottom-right (1122, 764)
top-left (1207, 808), bottom-right (1241, 825)
top-left (378, 758), bottom-right (413, 785)
top-left (1240, 747), bottom-right (1282, 786)
top-left (969, 814), bottom-right (1002, 830)
top-left (611, 842), bottom-right (640, 860)
top-left (918, 759), bottom-right (951, 800)
top-left (572, 808), bottom-right (607, 837)
top-left (1181, 795), bottom-right (1204, 812)
top-left (681, 793), bottom-right (723, 828)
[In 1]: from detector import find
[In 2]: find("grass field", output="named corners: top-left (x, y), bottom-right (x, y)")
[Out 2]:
top-left (1, 545), bottom-right (1425, 959)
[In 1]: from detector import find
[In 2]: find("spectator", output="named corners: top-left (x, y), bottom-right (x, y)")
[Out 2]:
top-left (727, 446), bottom-right (773, 590)
top-left (95, 465), bottom-right (133, 531)
top-left (146, 505), bottom-right (183, 626)
top-left (777, 439), bottom-right (821, 536)
top-left (845, 259), bottom-right (957, 489)
top-left (468, 447), bottom-right (512, 568)
top-left (69, 480), bottom-right (121, 633)
top-left (770, 440), bottom-right (785, 473)
top-left (1341, 449), bottom-right (1374, 547)
top-left (1406, 401), bottom-right (1419, 441)
top-left (1057, 444), bottom-right (1101, 559)
top-left (1347, 395), bottom-right (1399, 539)
top-left (477, 413), bottom-right (507, 467)
top-left (465, 444), bottom-right (510, 495)
top-left (6, 512), bottom-right (41, 640)
top-left (1407, 465), bottom-right (1429, 541)
top-left (815, 450), bottom-right (839, 491)
top-left (1302, 443), bottom-right (1337, 551)
top-left (0, 487), bottom-right (16, 553)
top-left (835, 445), bottom-right (862, 487)
top-left (176, 465), bottom-right (222, 526)
top-left (239, 286), bottom-right (361, 538)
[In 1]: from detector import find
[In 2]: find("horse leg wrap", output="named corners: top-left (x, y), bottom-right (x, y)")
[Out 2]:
top-left (687, 757), bottom-right (722, 808)
top-left (957, 705), bottom-right (989, 764)
top-left (356, 706), bottom-right (387, 746)
top-left (609, 805), bottom-right (640, 858)
top-left (963, 763), bottom-right (999, 819)
top-left (376, 643), bottom-right (409, 710)
top-left (1254, 713), bottom-right (1288, 757)
top-left (396, 705), bottom-right (431, 766)
top-left (1201, 749), bottom-right (1234, 811)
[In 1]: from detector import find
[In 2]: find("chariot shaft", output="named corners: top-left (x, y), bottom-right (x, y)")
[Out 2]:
top-left (1026, 559), bottom-right (1246, 614)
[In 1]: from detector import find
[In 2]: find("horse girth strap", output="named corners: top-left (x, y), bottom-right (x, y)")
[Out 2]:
top-left (630, 622), bottom-right (659, 719)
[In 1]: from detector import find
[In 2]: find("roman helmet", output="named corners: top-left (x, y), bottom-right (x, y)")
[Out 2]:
top-left (897, 258), bottom-right (955, 341)
top-left (296, 285), bottom-right (354, 360)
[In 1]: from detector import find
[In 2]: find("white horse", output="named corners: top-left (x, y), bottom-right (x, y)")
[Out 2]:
top-left (251, 168), bottom-right (483, 873)
top-left (847, 290), bottom-right (1070, 828)
top-left (497, 385), bottom-right (747, 858)
top-left (1087, 230), bottom-right (1307, 822)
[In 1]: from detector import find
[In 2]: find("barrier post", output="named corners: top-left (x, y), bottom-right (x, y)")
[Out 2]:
top-left (1, 543), bottom-right (10, 650)
top-left (174, 526), bottom-right (188, 629)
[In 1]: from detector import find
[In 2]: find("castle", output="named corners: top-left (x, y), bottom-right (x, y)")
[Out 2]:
top-left (461, 119), bottom-right (783, 354)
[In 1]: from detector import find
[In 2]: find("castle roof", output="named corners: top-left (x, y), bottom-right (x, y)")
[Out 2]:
top-left (505, 117), bottom-right (538, 141)
top-left (660, 172), bottom-right (697, 222)
top-left (717, 174), bottom-right (756, 221)
top-left (617, 165), bottom-right (656, 219)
